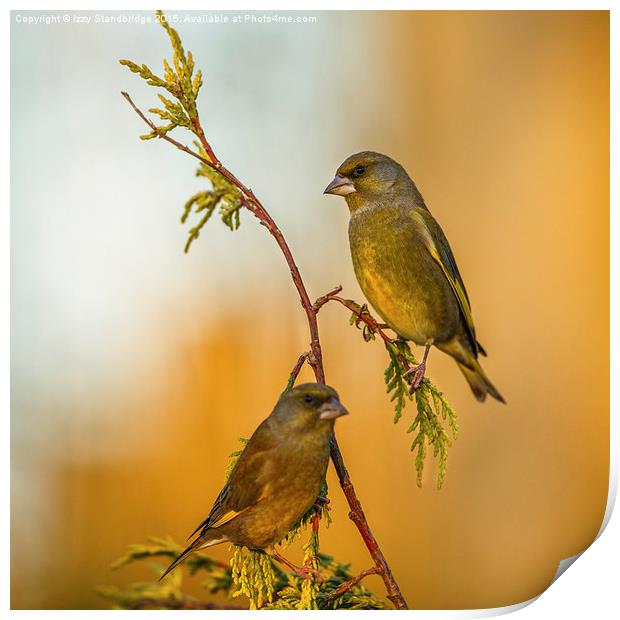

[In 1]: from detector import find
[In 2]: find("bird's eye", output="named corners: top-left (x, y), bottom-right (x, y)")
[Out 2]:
top-left (303, 395), bottom-right (314, 405)
top-left (352, 165), bottom-right (366, 178)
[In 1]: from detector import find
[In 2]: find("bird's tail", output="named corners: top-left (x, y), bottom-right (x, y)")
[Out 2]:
top-left (457, 358), bottom-right (505, 404)
top-left (159, 535), bottom-right (220, 581)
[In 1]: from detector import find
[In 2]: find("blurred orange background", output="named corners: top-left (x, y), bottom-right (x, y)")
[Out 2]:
top-left (11, 10), bottom-right (609, 609)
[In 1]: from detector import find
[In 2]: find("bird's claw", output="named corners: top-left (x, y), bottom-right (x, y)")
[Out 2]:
top-left (403, 362), bottom-right (426, 393)
top-left (271, 550), bottom-right (324, 584)
top-left (282, 557), bottom-right (323, 584)
top-left (296, 562), bottom-right (324, 584)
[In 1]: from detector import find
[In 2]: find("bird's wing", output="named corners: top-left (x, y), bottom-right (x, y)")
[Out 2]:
top-left (411, 209), bottom-right (478, 354)
top-left (187, 420), bottom-right (277, 539)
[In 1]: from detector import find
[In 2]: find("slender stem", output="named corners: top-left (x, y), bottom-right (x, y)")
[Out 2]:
top-left (121, 92), bottom-right (208, 166)
top-left (329, 438), bottom-right (406, 608)
top-left (313, 284), bottom-right (344, 310)
top-left (314, 292), bottom-right (392, 344)
top-left (282, 351), bottom-right (309, 395)
top-left (327, 566), bottom-right (379, 602)
top-left (316, 292), bottom-right (414, 372)
top-left (122, 93), bottom-right (408, 610)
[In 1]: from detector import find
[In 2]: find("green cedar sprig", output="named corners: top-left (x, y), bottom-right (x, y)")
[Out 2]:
top-left (99, 437), bottom-right (385, 610)
top-left (230, 546), bottom-right (279, 609)
top-left (346, 321), bottom-right (458, 489)
top-left (384, 339), bottom-right (416, 424)
top-left (119, 11), bottom-right (242, 252)
top-left (179, 143), bottom-right (242, 252)
top-left (98, 537), bottom-right (386, 610)
top-left (119, 10), bottom-right (201, 139)
top-left (385, 340), bottom-right (458, 488)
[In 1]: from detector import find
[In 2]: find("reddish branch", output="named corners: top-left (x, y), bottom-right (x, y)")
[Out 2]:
top-left (314, 287), bottom-right (394, 347)
top-left (286, 351), bottom-right (309, 386)
top-left (314, 288), bottom-right (415, 374)
top-left (122, 92), bottom-right (408, 610)
top-left (327, 566), bottom-right (380, 602)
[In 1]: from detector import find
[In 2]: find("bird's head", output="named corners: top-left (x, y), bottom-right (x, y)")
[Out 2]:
top-left (273, 383), bottom-right (348, 434)
top-left (324, 151), bottom-right (413, 208)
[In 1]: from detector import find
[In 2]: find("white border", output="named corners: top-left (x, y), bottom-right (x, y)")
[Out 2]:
top-left (4, 2), bottom-right (616, 617)
top-left (3, 2), bottom-right (619, 9)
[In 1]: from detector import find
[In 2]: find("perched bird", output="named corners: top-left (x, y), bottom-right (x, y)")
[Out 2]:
top-left (324, 151), bottom-right (504, 403)
top-left (160, 383), bottom-right (348, 580)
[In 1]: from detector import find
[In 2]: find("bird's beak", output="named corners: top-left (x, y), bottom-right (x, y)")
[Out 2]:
top-left (318, 397), bottom-right (349, 420)
top-left (323, 175), bottom-right (356, 196)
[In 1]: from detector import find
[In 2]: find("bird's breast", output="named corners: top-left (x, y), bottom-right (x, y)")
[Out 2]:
top-left (348, 207), bottom-right (459, 345)
top-left (228, 434), bottom-right (330, 550)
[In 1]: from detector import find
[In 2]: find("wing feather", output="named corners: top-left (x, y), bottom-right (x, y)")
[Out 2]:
top-left (411, 209), bottom-right (478, 355)
top-left (187, 419), bottom-right (277, 540)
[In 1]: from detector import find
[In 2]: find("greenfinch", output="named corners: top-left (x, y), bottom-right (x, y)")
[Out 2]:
top-left (160, 383), bottom-right (348, 579)
top-left (324, 151), bottom-right (504, 403)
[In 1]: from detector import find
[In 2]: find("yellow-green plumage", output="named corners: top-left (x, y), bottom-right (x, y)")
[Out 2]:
top-left (325, 151), bottom-right (504, 403)
top-left (160, 384), bottom-right (348, 579)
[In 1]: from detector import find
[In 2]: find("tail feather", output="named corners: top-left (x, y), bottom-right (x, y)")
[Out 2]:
top-left (159, 535), bottom-right (222, 581)
top-left (457, 359), bottom-right (505, 404)
top-left (436, 338), bottom-right (504, 403)
top-left (159, 539), bottom-right (202, 581)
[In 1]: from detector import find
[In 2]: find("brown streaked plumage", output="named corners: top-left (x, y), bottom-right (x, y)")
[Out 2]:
top-left (160, 383), bottom-right (348, 580)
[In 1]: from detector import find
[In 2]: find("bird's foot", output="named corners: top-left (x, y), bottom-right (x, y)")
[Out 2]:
top-left (299, 560), bottom-right (323, 583)
top-left (271, 550), bottom-right (323, 584)
top-left (283, 560), bottom-right (322, 583)
top-left (403, 362), bottom-right (426, 393)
